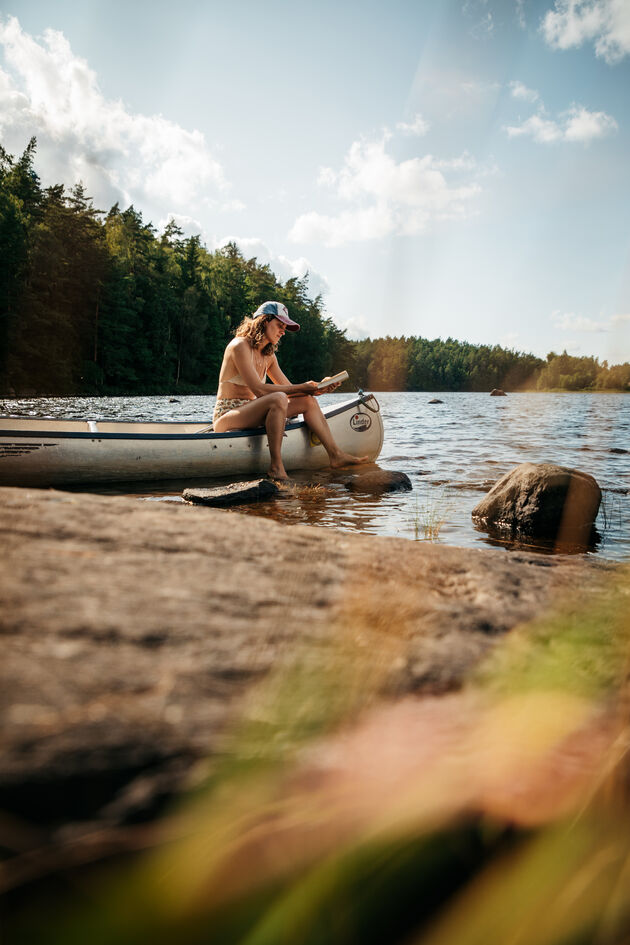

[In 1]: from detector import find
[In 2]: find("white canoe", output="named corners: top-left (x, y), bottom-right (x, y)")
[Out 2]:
top-left (0, 393), bottom-right (383, 486)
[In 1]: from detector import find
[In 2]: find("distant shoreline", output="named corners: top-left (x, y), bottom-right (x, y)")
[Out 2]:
top-left (2, 388), bottom-right (629, 400)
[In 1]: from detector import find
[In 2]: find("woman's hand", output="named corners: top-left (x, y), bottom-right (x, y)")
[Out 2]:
top-left (299, 381), bottom-right (321, 394)
top-left (317, 377), bottom-right (341, 393)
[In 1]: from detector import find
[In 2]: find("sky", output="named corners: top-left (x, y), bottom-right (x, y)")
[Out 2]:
top-left (1, 0), bottom-right (629, 362)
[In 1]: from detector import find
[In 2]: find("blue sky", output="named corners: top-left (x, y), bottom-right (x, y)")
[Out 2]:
top-left (1, 0), bottom-right (629, 361)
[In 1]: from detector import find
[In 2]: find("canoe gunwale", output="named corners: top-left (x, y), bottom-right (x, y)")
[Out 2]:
top-left (0, 394), bottom-right (378, 441)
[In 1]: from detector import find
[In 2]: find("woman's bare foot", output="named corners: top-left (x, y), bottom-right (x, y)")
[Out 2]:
top-left (267, 465), bottom-right (290, 481)
top-left (329, 451), bottom-right (370, 468)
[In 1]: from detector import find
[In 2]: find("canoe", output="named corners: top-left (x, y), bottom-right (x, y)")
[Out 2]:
top-left (0, 393), bottom-right (383, 487)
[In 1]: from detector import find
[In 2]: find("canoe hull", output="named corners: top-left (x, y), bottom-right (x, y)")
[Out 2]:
top-left (0, 395), bottom-right (383, 486)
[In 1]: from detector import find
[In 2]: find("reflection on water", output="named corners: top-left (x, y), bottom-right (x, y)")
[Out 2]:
top-left (2, 391), bottom-right (629, 560)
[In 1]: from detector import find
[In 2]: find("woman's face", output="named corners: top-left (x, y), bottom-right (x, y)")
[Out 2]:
top-left (264, 317), bottom-right (286, 346)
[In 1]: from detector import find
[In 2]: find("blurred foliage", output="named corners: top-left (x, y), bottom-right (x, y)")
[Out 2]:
top-left (477, 564), bottom-right (630, 699)
top-left (3, 565), bottom-right (630, 944)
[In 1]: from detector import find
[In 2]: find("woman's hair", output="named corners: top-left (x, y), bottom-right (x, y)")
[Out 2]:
top-left (234, 313), bottom-right (277, 356)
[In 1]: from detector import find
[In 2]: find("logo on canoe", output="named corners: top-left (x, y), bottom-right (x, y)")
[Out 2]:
top-left (350, 412), bottom-right (371, 432)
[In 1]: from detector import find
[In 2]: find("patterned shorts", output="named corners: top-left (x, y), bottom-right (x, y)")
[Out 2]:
top-left (212, 397), bottom-right (253, 423)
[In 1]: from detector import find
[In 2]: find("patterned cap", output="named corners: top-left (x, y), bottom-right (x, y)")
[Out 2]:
top-left (253, 301), bottom-right (300, 332)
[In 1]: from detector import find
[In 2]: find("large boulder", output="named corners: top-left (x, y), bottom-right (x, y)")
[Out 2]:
top-left (472, 462), bottom-right (601, 544)
top-left (490, 389), bottom-right (506, 396)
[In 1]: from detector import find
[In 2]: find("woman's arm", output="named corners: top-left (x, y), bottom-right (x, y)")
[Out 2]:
top-left (267, 355), bottom-right (341, 394)
top-left (231, 342), bottom-right (318, 397)
top-left (268, 356), bottom-right (342, 394)
top-left (266, 355), bottom-right (292, 386)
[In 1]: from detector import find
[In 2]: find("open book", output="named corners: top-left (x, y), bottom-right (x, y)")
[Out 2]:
top-left (316, 370), bottom-right (349, 390)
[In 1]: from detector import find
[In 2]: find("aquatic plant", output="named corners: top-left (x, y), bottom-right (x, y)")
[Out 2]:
top-left (412, 487), bottom-right (451, 541)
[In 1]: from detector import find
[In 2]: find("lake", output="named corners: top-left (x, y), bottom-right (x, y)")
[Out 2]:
top-left (3, 391), bottom-right (629, 561)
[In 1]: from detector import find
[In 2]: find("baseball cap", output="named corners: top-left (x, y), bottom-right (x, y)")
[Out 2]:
top-left (253, 301), bottom-right (300, 332)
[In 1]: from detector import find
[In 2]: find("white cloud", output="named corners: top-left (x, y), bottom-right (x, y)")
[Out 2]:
top-left (216, 236), bottom-right (330, 299)
top-left (516, 0), bottom-right (527, 29)
top-left (317, 166), bottom-right (338, 187)
top-left (541, 0), bottom-right (630, 63)
top-left (506, 113), bottom-right (563, 142)
top-left (432, 151), bottom-right (481, 171)
top-left (509, 80), bottom-right (540, 102)
top-left (553, 312), bottom-right (630, 354)
top-left (501, 332), bottom-right (521, 349)
top-left (505, 104), bottom-right (618, 143)
top-left (463, 0), bottom-right (495, 37)
top-left (460, 78), bottom-right (502, 98)
top-left (290, 206), bottom-right (394, 247)
top-left (554, 311), bottom-right (610, 331)
top-left (333, 315), bottom-right (370, 341)
top-left (473, 11), bottom-right (495, 36)
top-left (289, 134), bottom-right (482, 247)
top-left (0, 16), bottom-right (231, 216)
top-left (564, 104), bottom-right (619, 140)
top-left (157, 213), bottom-right (207, 240)
top-left (396, 114), bottom-right (430, 137)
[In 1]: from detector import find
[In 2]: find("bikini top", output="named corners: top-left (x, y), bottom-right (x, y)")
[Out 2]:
top-left (224, 350), bottom-right (268, 388)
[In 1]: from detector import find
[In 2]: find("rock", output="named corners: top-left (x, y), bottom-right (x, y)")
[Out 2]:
top-left (345, 470), bottom-right (412, 494)
top-left (183, 478), bottom-right (279, 506)
top-left (428, 399), bottom-right (443, 404)
top-left (472, 462), bottom-right (602, 543)
top-left (0, 487), bottom-right (607, 846)
top-left (609, 447), bottom-right (628, 455)
top-left (169, 398), bottom-right (180, 403)
top-left (490, 389), bottom-right (506, 396)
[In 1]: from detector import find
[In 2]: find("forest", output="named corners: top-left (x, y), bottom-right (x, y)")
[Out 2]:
top-left (1, 139), bottom-right (629, 397)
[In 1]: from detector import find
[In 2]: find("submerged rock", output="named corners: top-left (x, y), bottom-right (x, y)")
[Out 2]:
top-left (490, 389), bottom-right (507, 396)
top-left (183, 478), bottom-right (279, 506)
top-left (472, 462), bottom-right (601, 544)
top-left (428, 399), bottom-right (444, 404)
top-left (345, 470), bottom-right (412, 494)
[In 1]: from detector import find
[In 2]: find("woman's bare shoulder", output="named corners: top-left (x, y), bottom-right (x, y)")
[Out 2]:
top-left (228, 337), bottom-right (251, 354)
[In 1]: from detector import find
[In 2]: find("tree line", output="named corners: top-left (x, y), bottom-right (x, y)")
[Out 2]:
top-left (1, 140), bottom-right (629, 397)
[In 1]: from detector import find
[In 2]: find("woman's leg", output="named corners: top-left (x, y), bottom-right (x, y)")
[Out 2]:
top-left (214, 393), bottom-right (290, 479)
top-left (286, 396), bottom-right (369, 467)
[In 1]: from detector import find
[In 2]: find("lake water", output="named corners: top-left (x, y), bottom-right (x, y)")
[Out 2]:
top-left (3, 391), bottom-right (629, 561)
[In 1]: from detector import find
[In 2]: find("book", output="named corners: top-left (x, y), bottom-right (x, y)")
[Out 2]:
top-left (316, 370), bottom-right (349, 390)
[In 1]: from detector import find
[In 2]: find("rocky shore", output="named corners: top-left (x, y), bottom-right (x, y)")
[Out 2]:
top-left (1, 485), bottom-right (612, 841)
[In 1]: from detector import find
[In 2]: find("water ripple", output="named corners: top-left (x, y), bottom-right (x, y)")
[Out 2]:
top-left (2, 391), bottom-right (629, 560)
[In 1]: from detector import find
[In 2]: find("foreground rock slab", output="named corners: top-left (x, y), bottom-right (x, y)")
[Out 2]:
top-left (472, 462), bottom-right (601, 546)
top-left (183, 478), bottom-right (279, 507)
top-left (0, 486), bottom-right (608, 837)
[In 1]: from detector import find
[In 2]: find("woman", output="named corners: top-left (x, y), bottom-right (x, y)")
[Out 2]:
top-left (213, 300), bottom-right (369, 480)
